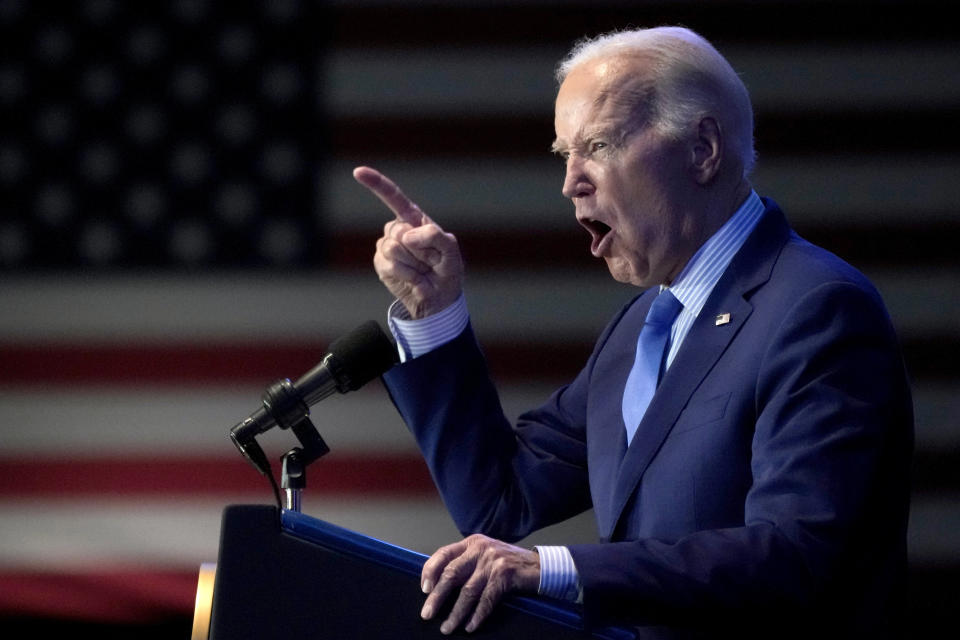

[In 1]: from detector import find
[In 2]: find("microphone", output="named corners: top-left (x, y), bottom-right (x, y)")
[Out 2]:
top-left (230, 320), bottom-right (399, 463)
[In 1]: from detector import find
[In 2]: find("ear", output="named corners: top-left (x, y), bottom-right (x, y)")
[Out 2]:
top-left (689, 116), bottom-right (722, 185)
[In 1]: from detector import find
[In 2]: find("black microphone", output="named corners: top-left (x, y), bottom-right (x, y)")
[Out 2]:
top-left (230, 320), bottom-right (399, 457)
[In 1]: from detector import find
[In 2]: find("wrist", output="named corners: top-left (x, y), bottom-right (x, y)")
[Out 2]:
top-left (387, 293), bottom-right (469, 362)
top-left (534, 545), bottom-right (581, 602)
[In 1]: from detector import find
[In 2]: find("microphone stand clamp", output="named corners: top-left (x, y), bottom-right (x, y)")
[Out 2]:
top-left (279, 415), bottom-right (330, 512)
top-left (231, 378), bottom-right (331, 512)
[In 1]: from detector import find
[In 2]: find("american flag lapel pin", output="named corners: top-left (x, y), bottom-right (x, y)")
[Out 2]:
top-left (715, 313), bottom-right (731, 326)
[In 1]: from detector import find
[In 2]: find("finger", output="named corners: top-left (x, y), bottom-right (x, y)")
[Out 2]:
top-left (421, 540), bottom-right (467, 595)
top-left (384, 219), bottom-right (429, 267)
top-left (440, 572), bottom-right (490, 635)
top-left (353, 166), bottom-right (424, 226)
top-left (464, 578), bottom-right (507, 633)
top-left (399, 225), bottom-right (459, 270)
top-left (381, 219), bottom-right (429, 265)
top-left (378, 233), bottom-right (433, 276)
top-left (421, 546), bottom-right (477, 623)
top-left (423, 559), bottom-right (476, 627)
top-left (443, 543), bottom-right (511, 635)
top-left (374, 248), bottom-right (430, 287)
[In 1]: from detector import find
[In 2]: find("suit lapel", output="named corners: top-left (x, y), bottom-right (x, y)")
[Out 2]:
top-left (610, 293), bottom-right (753, 525)
top-left (587, 295), bottom-right (647, 540)
top-left (605, 200), bottom-right (791, 534)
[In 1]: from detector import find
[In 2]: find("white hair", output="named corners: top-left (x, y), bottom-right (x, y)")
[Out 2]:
top-left (556, 27), bottom-right (756, 177)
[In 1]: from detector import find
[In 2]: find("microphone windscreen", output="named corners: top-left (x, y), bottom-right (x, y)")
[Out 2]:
top-left (326, 320), bottom-right (399, 391)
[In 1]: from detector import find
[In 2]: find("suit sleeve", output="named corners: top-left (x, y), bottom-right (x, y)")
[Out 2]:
top-left (381, 303), bottom-right (633, 542)
top-left (567, 281), bottom-right (913, 627)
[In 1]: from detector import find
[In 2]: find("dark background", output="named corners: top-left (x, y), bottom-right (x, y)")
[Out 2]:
top-left (1, 1), bottom-right (957, 637)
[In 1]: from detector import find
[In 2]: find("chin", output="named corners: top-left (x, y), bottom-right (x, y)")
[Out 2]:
top-left (605, 259), bottom-right (647, 288)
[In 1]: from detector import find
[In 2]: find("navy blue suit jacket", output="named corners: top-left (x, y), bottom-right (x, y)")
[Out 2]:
top-left (383, 200), bottom-right (913, 636)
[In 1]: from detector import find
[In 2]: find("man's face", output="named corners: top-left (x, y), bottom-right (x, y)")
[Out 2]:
top-left (553, 57), bottom-right (697, 288)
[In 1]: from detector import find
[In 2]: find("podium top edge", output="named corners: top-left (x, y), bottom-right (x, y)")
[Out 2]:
top-left (276, 507), bottom-right (635, 640)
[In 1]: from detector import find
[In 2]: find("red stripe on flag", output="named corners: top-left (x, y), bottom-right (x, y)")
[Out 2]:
top-left (0, 341), bottom-right (330, 386)
top-left (0, 454), bottom-right (437, 498)
top-left (0, 569), bottom-right (197, 622)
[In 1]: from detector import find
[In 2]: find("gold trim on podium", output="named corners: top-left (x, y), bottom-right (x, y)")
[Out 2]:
top-left (191, 562), bottom-right (217, 640)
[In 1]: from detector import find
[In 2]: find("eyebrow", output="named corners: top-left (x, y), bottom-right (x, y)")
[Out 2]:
top-left (550, 123), bottom-right (619, 156)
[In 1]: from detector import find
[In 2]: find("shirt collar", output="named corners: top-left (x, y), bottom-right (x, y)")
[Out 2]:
top-left (663, 190), bottom-right (765, 317)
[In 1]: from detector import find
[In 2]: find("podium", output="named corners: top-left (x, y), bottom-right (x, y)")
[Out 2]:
top-left (199, 504), bottom-right (635, 639)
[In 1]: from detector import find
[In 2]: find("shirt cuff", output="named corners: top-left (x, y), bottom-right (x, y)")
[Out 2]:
top-left (534, 545), bottom-right (582, 603)
top-left (387, 294), bottom-right (469, 362)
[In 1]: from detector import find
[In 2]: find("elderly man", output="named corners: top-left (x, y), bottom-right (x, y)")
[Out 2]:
top-left (354, 27), bottom-right (912, 637)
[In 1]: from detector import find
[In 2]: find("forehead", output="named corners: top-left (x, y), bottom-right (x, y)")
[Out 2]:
top-left (554, 55), bottom-right (654, 142)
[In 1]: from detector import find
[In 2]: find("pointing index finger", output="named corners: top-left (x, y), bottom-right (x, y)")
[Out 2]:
top-left (353, 166), bottom-right (424, 226)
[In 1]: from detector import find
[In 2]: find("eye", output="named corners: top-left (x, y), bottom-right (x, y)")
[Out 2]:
top-left (590, 141), bottom-right (608, 154)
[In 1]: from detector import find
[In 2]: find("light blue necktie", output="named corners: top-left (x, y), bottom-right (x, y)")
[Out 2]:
top-left (622, 290), bottom-right (683, 444)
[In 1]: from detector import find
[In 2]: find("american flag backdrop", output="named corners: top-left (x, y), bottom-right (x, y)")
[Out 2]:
top-left (2, 1), bottom-right (959, 637)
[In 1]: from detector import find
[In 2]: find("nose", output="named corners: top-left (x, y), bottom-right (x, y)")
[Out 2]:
top-left (561, 155), bottom-right (595, 200)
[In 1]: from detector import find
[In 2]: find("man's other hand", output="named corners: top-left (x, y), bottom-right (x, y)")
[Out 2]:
top-left (419, 533), bottom-right (540, 634)
top-left (354, 166), bottom-right (464, 319)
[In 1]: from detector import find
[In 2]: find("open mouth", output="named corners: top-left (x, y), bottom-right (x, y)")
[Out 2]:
top-left (580, 218), bottom-right (612, 256)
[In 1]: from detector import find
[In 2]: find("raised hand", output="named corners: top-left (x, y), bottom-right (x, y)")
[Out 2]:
top-left (354, 166), bottom-right (464, 319)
